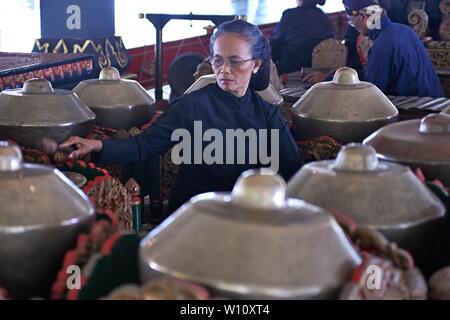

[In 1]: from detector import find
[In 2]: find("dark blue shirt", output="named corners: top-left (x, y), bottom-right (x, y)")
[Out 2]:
top-left (386, 0), bottom-right (409, 24)
top-left (366, 15), bottom-right (444, 97)
top-left (386, 1), bottom-right (441, 39)
top-left (270, 5), bottom-right (334, 75)
top-left (345, 25), bottom-right (364, 71)
top-left (98, 83), bottom-right (303, 212)
top-left (425, 0), bottom-right (442, 40)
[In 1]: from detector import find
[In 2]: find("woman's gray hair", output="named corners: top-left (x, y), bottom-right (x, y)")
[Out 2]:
top-left (209, 19), bottom-right (271, 90)
top-left (209, 19), bottom-right (270, 63)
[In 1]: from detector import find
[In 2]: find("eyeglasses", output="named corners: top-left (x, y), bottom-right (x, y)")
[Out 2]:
top-left (210, 56), bottom-right (254, 69)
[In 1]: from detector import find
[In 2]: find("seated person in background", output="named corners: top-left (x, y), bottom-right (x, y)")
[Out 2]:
top-left (345, 25), bottom-right (364, 71)
top-left (60, 20), bottom-right (303, 215)
top-left (386, 1), bottom-right (442, 40)
top-left (342, 1), bottom-right (426, 77)
top-left (425, 0), bottom-right (443, 40)
top-left (344, 0), bottom-right (444, 97)
top-left (343, 0), bottom-right (414, 79)
top-left (385, 0), bottom-right (407, 24)
top-left (305, 0), bottom-right (444, 97)
top-left (270, 0), bottom-right (334, 75)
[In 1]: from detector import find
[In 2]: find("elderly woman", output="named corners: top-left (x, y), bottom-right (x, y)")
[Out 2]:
top-left (60, 19), bottom-right (303, 214)
top-left (270, 0), bottom-right (334, 75)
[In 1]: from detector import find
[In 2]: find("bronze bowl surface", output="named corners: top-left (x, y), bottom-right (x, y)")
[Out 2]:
top-left (139, 169), bottom-right (361, 299)
top-left (0, 142), bottom-right (95, 298)
top-left (0, 79), bottom-right (95, 149)
top-left (291, 67), bottom-right (398, 143)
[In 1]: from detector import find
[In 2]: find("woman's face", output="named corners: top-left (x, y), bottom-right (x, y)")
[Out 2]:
top-left (211, 34), bottom-right (261, 97)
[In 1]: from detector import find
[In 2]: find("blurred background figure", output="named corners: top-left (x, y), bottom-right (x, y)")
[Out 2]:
top-left (377, 1), bottom-right (442, 40)
top-left (269, 0), bottom-right (334, 75)
top-left (386, 1), bottom-right (442, 40)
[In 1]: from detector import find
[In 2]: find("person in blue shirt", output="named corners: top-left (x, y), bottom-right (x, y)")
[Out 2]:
top-left (343, 0), bottom-right (444, 97)
top-left (270, 0), bottom-right (334, 75)
top-left (60, 19), bottom-right (303, 214)
top-left (340, 1), bottom-right (435, 73)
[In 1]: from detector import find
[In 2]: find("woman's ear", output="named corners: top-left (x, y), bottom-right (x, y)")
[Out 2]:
top-left (253, 59), bottom-right (262, 74)
top-left (250, 58), bottom-right (269, 91)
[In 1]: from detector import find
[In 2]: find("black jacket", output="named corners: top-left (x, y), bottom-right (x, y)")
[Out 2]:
top-left (98, 83), bottom-right (303, 212)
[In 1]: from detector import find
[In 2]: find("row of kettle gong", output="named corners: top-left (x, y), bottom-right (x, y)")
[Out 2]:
top-left (0, 67), bottom-right (155, 299)
top-left (1, 141), bottom-right (446, 300)
top-left (289, 66), bottom-right (450, 274)
top-left (2, 65), bottom-right (447, 186)
top-left (0, 67), bottom-right (155, 150)
top-left (290, 67), bottom-right (450, 188)
top-left (290, 68), bottom-right (450, 271)
top-left (137, 144), bottom-right (448, 299)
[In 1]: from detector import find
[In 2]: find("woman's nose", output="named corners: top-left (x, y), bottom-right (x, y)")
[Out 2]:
top-left (220, 61), bottom-right (232, 73)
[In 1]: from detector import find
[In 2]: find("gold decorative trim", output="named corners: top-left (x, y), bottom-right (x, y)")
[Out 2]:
top-left (73, 40), bottom-right (92, 53)
top-left (115, 37), bottom-right (129, 68)
top-left (34, 40), bottom-right (49, 53)
top-left (89, 41), bottom-right (109, 69)
top-left (33, 37), bottom-right (129, 70)
top-left (52, 39), bottom-right (69, 54)
top-left (408, 9), bottom-right (429, 39)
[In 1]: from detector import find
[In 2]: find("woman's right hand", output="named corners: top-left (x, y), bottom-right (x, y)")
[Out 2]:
top-left (59, 136), bottom-right (102, 160)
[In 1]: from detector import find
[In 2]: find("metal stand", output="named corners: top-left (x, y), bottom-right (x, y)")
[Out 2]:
top-left (141, 13), bottom-right (240, 100)
top-left (148, 156), bottom-right (164, 224)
